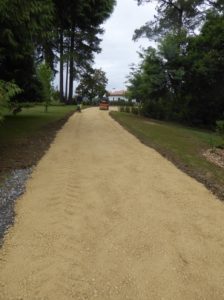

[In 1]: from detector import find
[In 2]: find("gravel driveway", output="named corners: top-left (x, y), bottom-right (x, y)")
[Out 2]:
top-left (0, 107), bottom-right (224, 299)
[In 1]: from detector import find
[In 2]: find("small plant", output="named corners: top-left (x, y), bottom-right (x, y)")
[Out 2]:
top-left (37, 63), bottom-right (53, 112)
top-left (132, 106), bottom-right (139, 115)
top-left (119, 106), bottom-right (125, 112)
top-left (51, 90), bottom-right (61, 104)
top-left (11, 104), bottom-right (22, 115)
top-left (125, 106), bottom-right (130, 113)
top-left (216, 120), bottom-right (224, 138)
top-left (0, 81), bottom-right (22, 121)
top-left (216, 120), bottom-right (224, 148)
top-left (209, 137), bottom-right (216, 151)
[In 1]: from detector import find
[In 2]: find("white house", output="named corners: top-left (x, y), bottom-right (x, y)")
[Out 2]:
top-left (108, 90), bottom-right (128, 102)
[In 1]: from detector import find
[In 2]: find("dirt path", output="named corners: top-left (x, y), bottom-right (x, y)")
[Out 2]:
top-left (1, 108), bottom-right (224, 300)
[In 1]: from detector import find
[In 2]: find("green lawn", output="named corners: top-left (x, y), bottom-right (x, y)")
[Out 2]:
top-left (110, 111), bottom-right (224, 197)
top-left (0, 105), bottom-right (76, 142)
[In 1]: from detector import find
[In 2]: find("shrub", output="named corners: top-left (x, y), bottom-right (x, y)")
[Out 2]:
top-left (37, 63), bottom-right (53, 112)
top-left (132, 106), bottom-right (139, 115)
top-left (0, 81), bottom-right (22, 121)
top-left (110, 100), bottom-right (126, 106)
top-left (125, 106), bottom-right (130, 113)
top-left (9, 102), bottom-right (36, 115)
top-left (216, 120), bottom-right (224, 139)
top-left (51, 90), bottom-right (61, 103)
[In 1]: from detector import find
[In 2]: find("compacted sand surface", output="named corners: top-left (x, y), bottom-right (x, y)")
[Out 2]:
top-left (1, 107), bottom-right (224, 299)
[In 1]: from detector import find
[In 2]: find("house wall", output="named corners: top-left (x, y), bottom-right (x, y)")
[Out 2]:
top-left (108, 95), bottom-right (128, 102)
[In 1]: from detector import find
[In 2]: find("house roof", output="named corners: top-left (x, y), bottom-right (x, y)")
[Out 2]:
top-left (109, 90), bottom-right (126, 96)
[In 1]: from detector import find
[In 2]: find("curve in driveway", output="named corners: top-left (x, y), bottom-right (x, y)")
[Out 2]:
top-left (0, 107), bottom-right (224, 300)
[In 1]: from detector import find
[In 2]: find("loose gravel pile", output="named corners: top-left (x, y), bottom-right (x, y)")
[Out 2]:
top-left (0, 168), bottom-right (32, 245)
top-left (203, 148), bottom-right (224, 168)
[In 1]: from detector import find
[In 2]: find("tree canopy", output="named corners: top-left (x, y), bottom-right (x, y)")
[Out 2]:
top-left (127, 0), bottom-right (224, 127)
top-left (0, 0), bottom-right (116, 113)
top-left (76, 69), bottom-right (108, 102)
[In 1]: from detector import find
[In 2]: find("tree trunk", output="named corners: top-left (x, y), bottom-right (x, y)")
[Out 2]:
top-left (59, 29), bottom-right (64, 102)
top-left (65, 57), bottom-right (69, 101)
top-left (45, 102), bottom-right (48, 113)
top-left (178, 9), bottom-right (183, 34)
top-left (177, 6), bottom-right (184, 54)
top-left (68, 28), bottom-right (75, 102)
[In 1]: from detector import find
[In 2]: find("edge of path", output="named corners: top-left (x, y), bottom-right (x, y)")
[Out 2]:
top-left (0, 110), bottom-right (76, 246)
top-left (110, 111), bottom-right (224, 202)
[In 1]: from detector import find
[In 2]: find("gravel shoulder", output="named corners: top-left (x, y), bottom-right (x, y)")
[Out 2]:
top-left (0, 168), bottom-right (31, 245)
top-left (0, 110), bottom-right (74, 246)
top-left (0, 107), bottom-right (224, 299)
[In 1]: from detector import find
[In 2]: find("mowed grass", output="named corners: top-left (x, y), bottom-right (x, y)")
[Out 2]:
top-left (110, 111), bottom-right (224, 193)
top-left (0, 105), bottom-right (76, 142)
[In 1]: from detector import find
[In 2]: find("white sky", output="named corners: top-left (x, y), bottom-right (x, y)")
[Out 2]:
top-left (94, 0), bottom-right (156, 91)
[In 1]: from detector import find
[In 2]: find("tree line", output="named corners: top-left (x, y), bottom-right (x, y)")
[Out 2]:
top-left (127, 0), bottom-right (224, 128)
top-left (0, 0), bottom-right (115, 118)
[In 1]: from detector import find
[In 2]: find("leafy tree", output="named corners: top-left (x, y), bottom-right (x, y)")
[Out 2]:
top-left (126, 65), bottom-right (145, 103)
top-left (0, 0), bottom-right (116, 106)
top-left (134, 0), bottom-right (205, 41)
top-left (67, 0), bottom-right (116, 102)
top-left (184, 12), bottom-right (224, 125)
top-left (0, 0), bottom-right (54, 101)
top-left (76, 69), bottom-right (108, 102)
top-left (128, 48), bottom-right (167, 102)
top-left (53, 0), bottom-right (116, 102)
top-left (128, 6), bottom-right (224, 126)
top-left (37, 63), bottom-right (53, 112)
top-left (129, 0), bottom-right (224, 126)
top-left (127, 48), bottom-right (171, 119)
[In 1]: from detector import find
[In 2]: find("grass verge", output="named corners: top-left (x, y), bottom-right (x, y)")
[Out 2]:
top-left (0, 105), bottom-right (76, 142)
top-left (110, 111), bottom-right (224, 200)
top-left (0, 105), bottom-right (76, 183)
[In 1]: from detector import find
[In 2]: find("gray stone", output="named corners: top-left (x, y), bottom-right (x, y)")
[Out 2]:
top-left (0, 168), bottom-right (32, 245)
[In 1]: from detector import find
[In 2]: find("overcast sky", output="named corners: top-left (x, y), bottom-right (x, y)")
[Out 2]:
top-left (94, 0), bottom-right (156, 92)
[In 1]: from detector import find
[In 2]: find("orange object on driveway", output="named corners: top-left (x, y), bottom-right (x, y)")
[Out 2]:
top-left (99, 100), bottom-right (109, 110)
